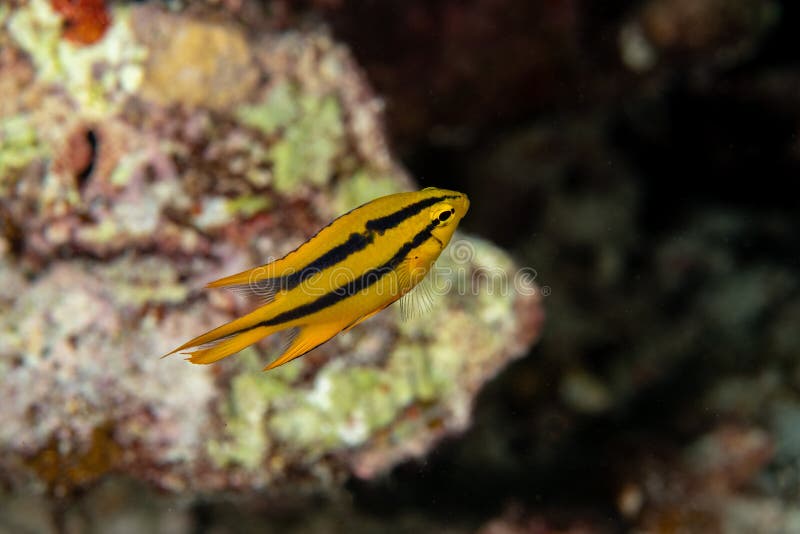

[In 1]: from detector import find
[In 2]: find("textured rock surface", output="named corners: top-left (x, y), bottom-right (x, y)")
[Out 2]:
top-left (0, 0), bottom-right (542, 499)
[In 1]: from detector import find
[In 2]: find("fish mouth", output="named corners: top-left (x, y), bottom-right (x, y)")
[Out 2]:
top-left (459, 194), bottom-right (471, 215)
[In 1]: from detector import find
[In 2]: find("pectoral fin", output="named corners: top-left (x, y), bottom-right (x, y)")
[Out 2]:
top-left (263, 322), bottom-right (345, 371)
top-left (397, 273), bottom-right (436, 321)
top-left (394, 256), bottom-right (437, 321)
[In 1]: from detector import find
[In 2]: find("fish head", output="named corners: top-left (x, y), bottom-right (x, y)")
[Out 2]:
top-left (423, 188), bottom-right (470, 248)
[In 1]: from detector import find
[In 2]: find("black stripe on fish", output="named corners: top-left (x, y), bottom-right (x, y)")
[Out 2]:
top-left (256, 220), bottom-right (440, 328)
top-left (365, 195), bottom-right (458, 235)
top-left (282, 231), bottom-right (374, 290)
top-left (231, 231), bottom-right (375, 300)
top-left (246, 194), bottom-right (457, 295)
top-left (289, 194), bottom-right (458, 281)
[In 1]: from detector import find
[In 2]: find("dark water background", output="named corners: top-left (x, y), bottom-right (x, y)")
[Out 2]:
top-left (319, 0), bottom-right (800, 531)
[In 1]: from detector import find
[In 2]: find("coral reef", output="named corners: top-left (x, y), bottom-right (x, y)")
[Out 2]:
top-left (0, 0), bottom-right (542, 499)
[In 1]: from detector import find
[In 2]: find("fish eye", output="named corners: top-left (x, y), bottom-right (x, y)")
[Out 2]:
top-left (432, 205), bottom-right (455, 225)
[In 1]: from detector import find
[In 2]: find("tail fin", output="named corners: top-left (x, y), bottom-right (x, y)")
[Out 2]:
top-left (185, 326), bottom-right (271, 364)
top-left (162, 307), bottom-right (275, 362)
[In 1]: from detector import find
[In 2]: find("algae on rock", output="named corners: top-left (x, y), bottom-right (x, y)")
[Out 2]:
top-left (0, 1), bottom-right (542, 496)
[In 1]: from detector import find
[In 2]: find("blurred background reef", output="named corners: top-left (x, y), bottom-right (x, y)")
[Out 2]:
top-left (2, 0), bottom-right (800, 533)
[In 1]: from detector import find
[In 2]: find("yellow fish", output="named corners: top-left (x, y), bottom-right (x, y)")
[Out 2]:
top-left (164, 188), bottom-right (470, 370)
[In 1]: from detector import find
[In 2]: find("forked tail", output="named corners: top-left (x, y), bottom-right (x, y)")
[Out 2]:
top-left (162, 310), bottom-right (348, 370)
top-left (162, 308), bottom-right (277, 365)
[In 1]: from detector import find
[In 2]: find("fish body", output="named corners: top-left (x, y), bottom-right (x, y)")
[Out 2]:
top-left (164, 188), bottom-right (470, 370)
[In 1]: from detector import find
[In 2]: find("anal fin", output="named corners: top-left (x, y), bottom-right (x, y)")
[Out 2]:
top-left (264, 322), bottom-right (345, 371)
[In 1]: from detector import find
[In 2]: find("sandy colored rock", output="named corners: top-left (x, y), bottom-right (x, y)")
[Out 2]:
top-left (133, 7), bottom-right (258, 110)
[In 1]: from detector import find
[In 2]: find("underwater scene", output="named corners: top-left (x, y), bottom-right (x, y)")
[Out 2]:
top-left (1, 0), bottom-right (798, 532)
